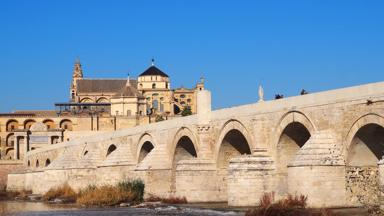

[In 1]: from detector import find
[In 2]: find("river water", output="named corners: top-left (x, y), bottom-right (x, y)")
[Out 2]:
top-left (0, 201), bottom-right (245, 216)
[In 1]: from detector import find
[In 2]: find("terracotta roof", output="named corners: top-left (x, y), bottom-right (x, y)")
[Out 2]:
top-left (77, 79), bottom-right (138, 93)
top-left (139, 66), bottom-right (169, 77)
top-left (13, 110), bottom-right (57, 116)
top-left (113, 85), bottom-right (144, 98)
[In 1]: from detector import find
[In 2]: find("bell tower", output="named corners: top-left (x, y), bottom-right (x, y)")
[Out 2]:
top-left (70, 58), bottom-right (83, 102)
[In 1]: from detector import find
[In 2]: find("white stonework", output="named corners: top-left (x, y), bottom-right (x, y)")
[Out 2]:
top-left (6, 81), bottom-right (384, 208)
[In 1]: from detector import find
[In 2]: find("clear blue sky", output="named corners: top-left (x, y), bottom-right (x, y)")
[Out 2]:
top-left (1, 0), bottom-right (383, 112)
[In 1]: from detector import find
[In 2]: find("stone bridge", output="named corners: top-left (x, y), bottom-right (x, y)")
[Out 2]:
top-left (7, 82), bottom-right (384, 208)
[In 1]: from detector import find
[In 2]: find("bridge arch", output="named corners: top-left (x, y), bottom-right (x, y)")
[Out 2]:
top-left (344, 113), bottom-right (384, 158)
top-left (274, 111), bottom-right (315, 144)
top-left (214, 119), bottom-right (253, 201)
top-left (170, 127), bottom-right (199, 161)
top-left (343, 113), bottom-right (384, 205)
top-left (214, 119), bottom-right (253, 162)
top-left (274, 111), bottom-right (314, 197)
top-left (169, 127), bottom-right (199, 193)
top-left (136, 133), bottom-right (156, 164)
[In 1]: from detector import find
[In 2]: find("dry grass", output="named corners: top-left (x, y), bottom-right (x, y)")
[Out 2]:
top-left (42, 179), bottom-right (145, 206)
top-left (246, 193), bottom-right (335, 216)
top-left (77, 185), bottom-right (136, 207)
top-left (42, 183), bottom-right (77, 203)
top-left (146, 194), bottom-right (188, 204)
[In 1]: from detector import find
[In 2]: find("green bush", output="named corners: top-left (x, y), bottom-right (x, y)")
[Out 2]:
top-left (181, 106), bottom-right (192, 116)
top-left (118, 179), bottom-right (145, 202)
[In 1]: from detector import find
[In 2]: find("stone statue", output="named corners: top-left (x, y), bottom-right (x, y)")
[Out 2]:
top-left (258, 85), bottom-right (264, 102)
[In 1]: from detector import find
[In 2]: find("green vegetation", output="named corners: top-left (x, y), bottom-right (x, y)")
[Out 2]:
top-left (155, 115), bottom-right (165, 122)
top-left (42, 179), bottom-right (145, 207)
top-left (181, 106), bottom-right (192, 116)
top-left (246, 193), bottom-right (335, 216)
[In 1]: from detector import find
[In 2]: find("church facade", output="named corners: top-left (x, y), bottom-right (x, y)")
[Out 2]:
top-left (68, 59), bottom-right (204, 117)
top-left (0, 59), bottom-right (204, 162)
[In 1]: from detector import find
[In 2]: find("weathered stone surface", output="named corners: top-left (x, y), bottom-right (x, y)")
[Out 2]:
top-left (5, 82), bottom-right (384, 208)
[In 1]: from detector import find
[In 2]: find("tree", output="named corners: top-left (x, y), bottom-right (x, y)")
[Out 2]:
top-left (181, 106), bottom-right (192, 116)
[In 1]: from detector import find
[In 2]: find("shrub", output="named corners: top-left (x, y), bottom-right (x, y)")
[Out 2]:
top-left (145, 194), bottom-right (187, 204)
top-left (77, 185), bottom-right (135, 207)
top-left (246, 193), bottom-right (333, 216)
top-left (181, 106), bottom-right (192, 116)
top-left (42, 183), bottom-right (77, 203)
top-left (77, 179), bottom-right (145, 207)
top-left (118, 179), bottom-right (145, 202)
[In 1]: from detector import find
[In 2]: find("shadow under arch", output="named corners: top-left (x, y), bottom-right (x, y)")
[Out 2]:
top-left (136, 133), bottom-right (157, 164)
top-left (170, 127), bottom-right (199, 193)
top-left (343, 113), bottom-right (384, 206)
top-left (214, 119), bottom-right (253, 201)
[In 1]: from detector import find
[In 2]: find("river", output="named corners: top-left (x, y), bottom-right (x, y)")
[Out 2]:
top-left (0, 201), bottom-right (245, 216)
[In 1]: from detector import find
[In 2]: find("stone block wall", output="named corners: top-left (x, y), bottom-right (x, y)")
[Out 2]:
top-left (346, 166), bottom-right (379, 206)
top-left (288, 166), bottom-right (347, 208)
top-left (0, 161), bottom-right (25, 190)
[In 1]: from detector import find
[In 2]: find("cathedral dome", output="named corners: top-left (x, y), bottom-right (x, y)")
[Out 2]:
top-left (139, 66), bottom-right (169, 78)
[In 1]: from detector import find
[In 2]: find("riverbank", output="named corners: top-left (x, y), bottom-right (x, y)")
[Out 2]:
top-left (0, 200), bottom-right (373, 216)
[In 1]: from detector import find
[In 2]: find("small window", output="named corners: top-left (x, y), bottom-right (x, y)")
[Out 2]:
top-left (152, 83), bottom-right (156, 89)
top-left (107, 145), bottom-right (117, 156)
top-left (36, 160), bottom-right (39, 168)
top-left (180, 94), bottom-right (186, 98)
top-left (45, 159), bottom-right (51, 167)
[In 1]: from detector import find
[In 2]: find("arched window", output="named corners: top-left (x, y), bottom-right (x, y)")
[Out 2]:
top-left (152, 83), bottom-right (156, 89)
top-left (36, 160), bottom-right (39, 168)
top-left (6, 120), bottom-right (18, 132)
top-left (45, 159), bottom-right (51, 167)
top-left (60, 120), bottom-right (73, 131)
top-left (24, 119), bottom-right (36, 129)
top-left (106, 144), bottom-right (117, 157)
top-left (43, 119), bottom-right (55, 129)
top-left (6, 133), bottom-right (15, 147)
top-left (152, 100), bottom-right (159, 110)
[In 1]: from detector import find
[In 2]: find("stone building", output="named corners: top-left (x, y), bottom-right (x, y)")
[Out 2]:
top-left (0, 59), bottom-right (204, 162)
top-left (69, 59), bottom-right (204, 117)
